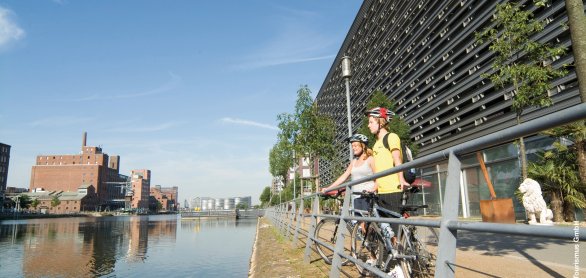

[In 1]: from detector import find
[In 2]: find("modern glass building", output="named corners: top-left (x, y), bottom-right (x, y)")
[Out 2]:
top-left (316, 0), bottom-right (582, 219)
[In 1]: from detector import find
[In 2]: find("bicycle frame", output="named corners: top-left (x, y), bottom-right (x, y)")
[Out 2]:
top-left (353, 192), bottom-right (419, 268)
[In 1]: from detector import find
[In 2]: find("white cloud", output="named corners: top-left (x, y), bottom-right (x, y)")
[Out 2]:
top-left (221, 117), bottom-right (278, 131)
top-left (232, 8), bottom-right (337, 70)
top-left (0, 6), bottom-right (25, 49)
top-left (29, 116), bottom-right (93, 128)
top-left (105, 121), bottom-right (185, 133)
top-left (71, 72), bottom-right (182, 102)
top-left (52, 0), bottom-right (68, 5)
top-left (237, 54), bottom-right (335, 70)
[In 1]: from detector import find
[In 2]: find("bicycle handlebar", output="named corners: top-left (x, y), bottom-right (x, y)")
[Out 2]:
top-left (318, 191), bottom-right (343, 199)
top-left (351, 185), bottom-right (420, 197)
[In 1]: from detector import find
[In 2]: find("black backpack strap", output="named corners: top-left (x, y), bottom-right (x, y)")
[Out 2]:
top-left (383, 132), bottom-right (407, 160)
top-left (382, 133), bottom-right (390, 151)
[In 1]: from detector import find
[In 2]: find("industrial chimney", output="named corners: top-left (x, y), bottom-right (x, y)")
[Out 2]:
top-left (82, 131), bottom-right (87, 147)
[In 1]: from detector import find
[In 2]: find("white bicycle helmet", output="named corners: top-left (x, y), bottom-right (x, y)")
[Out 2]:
top-left (348, 134), bottom-right (369, 145)
top-left (364, 107), bottom-right (394, 121)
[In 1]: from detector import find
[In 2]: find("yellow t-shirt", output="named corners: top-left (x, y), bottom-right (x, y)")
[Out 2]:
top-left (373, 132), bottom-right (402, 194)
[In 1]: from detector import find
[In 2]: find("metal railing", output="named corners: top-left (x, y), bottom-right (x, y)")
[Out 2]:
top-left (265, 102), bottom-right (586, 278)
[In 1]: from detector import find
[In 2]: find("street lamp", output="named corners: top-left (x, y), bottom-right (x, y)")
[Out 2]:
top-left (341, 56), bottom-right (353, 161)
top-left (292, 150), bottom-right (296, 200)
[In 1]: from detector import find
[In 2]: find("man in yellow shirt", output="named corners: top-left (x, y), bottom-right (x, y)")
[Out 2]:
top-left (365, 107), bottom-right (410, 219)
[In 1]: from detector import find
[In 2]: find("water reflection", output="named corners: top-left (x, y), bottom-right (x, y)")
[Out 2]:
top-left (1, 215), bottom-right (177, 277)
top-left (180, 216), bottom-right (257, 232)
top-left (0, 215), bottom-right (257, 277)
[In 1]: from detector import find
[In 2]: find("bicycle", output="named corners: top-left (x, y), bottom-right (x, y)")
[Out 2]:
top-left (314, 191), bottom-right (355, 265)
top-left (351, 187), bottom-right (438, 277)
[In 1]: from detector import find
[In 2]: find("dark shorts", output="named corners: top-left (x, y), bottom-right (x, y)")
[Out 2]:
top-left (378, 192), bottom-right (403, 232)
top-left (353, 198), bottom-right (369, 216)
top-left (378, 192), bottom-right (403, 214)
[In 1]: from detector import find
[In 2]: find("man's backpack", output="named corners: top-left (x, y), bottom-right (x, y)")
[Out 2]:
top-left (382, 133), bottom-right (417, 184)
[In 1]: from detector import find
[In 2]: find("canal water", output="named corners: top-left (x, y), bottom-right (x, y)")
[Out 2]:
top-left (0, 215), bottom-right (258, 277)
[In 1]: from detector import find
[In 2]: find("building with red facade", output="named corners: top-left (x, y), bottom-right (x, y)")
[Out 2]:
top-left (29, 132), bottom-right (127, 210)
top-left (150, 185), bottom-right (178, 211)
top-left (130, 169), bottom-right (151, 211)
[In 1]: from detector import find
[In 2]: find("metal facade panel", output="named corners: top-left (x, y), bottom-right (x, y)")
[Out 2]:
top-left (316, 0), bottom-right (581, 186)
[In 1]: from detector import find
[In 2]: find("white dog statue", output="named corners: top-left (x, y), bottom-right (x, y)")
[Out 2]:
top-left (518, 178), bottom-right (553, 225)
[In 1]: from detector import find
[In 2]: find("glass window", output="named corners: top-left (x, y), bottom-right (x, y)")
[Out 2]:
top-left (462, 158), bottom-right (521, 219)
top-left (409, 171), bottom-right (445, 216)
top-left (488, 160), bottom-right (523, 218)
top-left (460, 154), bottom-right (478, 168)
top-left (463, 167), bottom-right (483, 218)
top-left (437, 162), bottom-right (448, 172)
top-left (484, 143), bottom-right (517, 162)
top-left (525, 135), bottom-right (555, 151)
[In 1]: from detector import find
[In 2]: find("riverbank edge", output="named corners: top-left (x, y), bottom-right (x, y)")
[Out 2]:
top-left (248, 216), bottom-right (329, 277)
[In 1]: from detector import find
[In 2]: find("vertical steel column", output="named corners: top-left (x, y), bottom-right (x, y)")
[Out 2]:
top-left (435, 151), bottom-right (461, 278)
top-left (341, 56), bottom-right (353, 162)
top-left (304, 194), bottom-right (320, 263)
top-left (329, 184), bottom-right (352, 277)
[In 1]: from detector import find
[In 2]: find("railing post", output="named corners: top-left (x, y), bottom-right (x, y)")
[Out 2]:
top-left (435, 151), bottom-right (461, 278)
top-left (276, 204), bottom-right (282, 234)
top-left (329, 184), bottom-right (352, 277)
top-left (304, 194), bottom-right (320, 263)
top-left (287, 200), bottom-right (293, 239)
top-left (280, 203), bottom-right (287, 235)
top-left (293, 198), bottom-right (302, 246)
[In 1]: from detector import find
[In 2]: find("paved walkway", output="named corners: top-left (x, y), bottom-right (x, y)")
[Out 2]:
top-left (249, 217), bottom-right (585, 277)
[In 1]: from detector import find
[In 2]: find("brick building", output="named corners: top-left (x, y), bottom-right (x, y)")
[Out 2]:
top-left (0, 143), bottom-right (10, 207)
top-left (23, 184), bottom-right (98, 213)
top-left (160, 185), bottom-right (178, 210)
top-left (150, 185), bottom-right (178, 211)
top-left (130, 169), bottom-right (151, 211)
top-left (29, 133), bottom-right (126, 209)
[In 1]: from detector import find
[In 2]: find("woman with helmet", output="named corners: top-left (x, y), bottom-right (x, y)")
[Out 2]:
top-left (365, 107), bottom-right (410, 239)
top-left (321, 133), bottom-right (376, 212)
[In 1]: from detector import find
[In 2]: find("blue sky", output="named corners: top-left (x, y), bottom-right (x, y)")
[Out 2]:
top-left (0, 1), bottom-right (361, 205)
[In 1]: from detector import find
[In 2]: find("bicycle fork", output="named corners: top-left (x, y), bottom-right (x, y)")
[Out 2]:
top-left (381, 226), bottom-right (417, 271)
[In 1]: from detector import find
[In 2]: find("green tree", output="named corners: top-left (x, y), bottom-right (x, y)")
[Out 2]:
top-left (275, 85), bottom-right (336, 196)
top-left (546, 120), bottom-right (586, 184)
top-left (18, 195), bottom-right (31, 211)
top-left (357, 90), bottom-right (417, 155)
top-left (31, 198), bottom-right (39, 211)
top-left (528, 140), bottom-right (586, 222)
top-left (476, 1), bottom-right (567, 179)
top-left (534, 120), bottom-right (586, 221)
top-left (236, 202), bottom-right (249, 210)
top-left (259, 186), bottom-right (271, 207)
top-left (269, 139), bottom-right (292, 181)
top-left (51, 196), bottom-right (61, 210)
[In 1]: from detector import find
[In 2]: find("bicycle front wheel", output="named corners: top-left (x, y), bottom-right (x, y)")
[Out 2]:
top-left (314, 218), bottom-right (352, 265)
top-left (398, 225), bottom-right (438, 278)
top-left (351, 223), bottom-right (386, 275)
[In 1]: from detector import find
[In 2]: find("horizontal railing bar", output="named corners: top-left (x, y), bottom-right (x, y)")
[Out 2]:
top-left (345, 215), bottom-right (442, 228)
top-left (445, 220), bottom-right (586, 241)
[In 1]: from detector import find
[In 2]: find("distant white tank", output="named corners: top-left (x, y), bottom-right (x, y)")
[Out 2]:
top-left (215, 198), bottom-right (224, 210)
top-left (224, 198), bottom-right (235, 210)
top-left (201, 199), bottom-right (209, 211)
